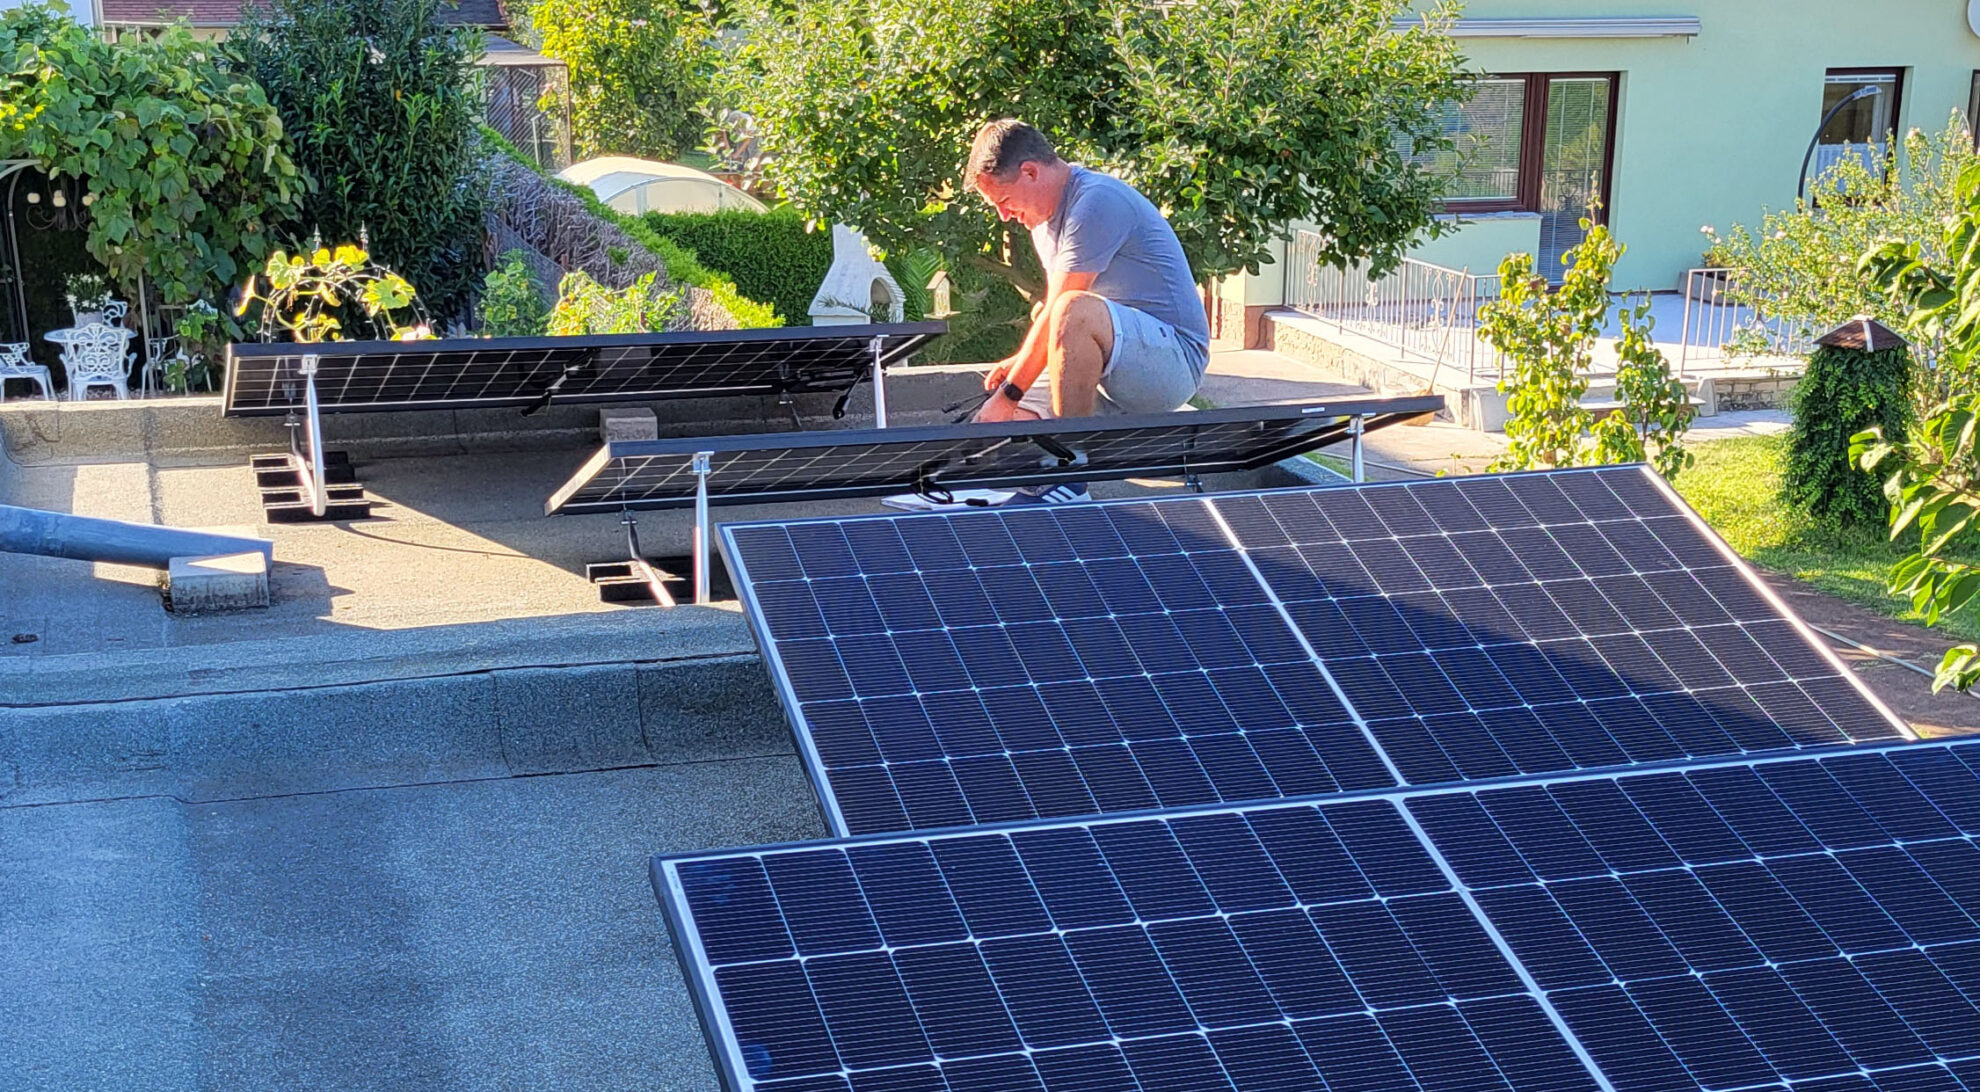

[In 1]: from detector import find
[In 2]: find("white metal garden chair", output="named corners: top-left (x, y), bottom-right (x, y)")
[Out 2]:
top-left (57, 323), bottom-right (135, 400)
top-left (0, 342), bottom-right (53, 400)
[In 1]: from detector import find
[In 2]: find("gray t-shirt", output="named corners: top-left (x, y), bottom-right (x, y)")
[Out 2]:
top-left (1031, 166), bottom-right (1210, 354)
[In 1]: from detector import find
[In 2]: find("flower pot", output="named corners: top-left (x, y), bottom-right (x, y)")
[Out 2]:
top-left (71, 310), bottom-right (103, 327)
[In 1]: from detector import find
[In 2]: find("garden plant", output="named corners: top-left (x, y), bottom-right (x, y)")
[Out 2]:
top-left (233, 0), bottom-right (489, 324)
top-left (1853, 161), bottom-right (1980, 691)
top-left (235, 244), bottom-right (427, 344)
top-left (1479, 221), bottom-right (1693, 478)
top-left (0, 4), bottom-right (303, 310)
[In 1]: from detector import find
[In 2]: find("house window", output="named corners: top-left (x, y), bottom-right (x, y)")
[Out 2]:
top-left (1812, 68), bottom-right (1903, 182)
top-left (1421, 73), bottom-right (1619, 275)
top-left (1969, 71), bottom-right (1979, 148)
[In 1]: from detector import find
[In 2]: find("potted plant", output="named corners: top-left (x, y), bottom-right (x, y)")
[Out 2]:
top-left (63, 272), bottom-right (113, 325)
top-left (165, 300), bottom-right (224, 393)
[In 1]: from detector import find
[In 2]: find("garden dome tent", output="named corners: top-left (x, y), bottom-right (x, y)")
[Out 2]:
top-left (557, 157), bottom-right (768, 216)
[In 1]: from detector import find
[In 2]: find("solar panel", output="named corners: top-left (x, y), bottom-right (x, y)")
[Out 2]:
top-left (656, 788), bottom-right (1606, 1092)
top-left (657, 735), bottom-right (1980, 1092)
top-left (546, 396), bottom-right (1438, 514)
top-left (221, 322), bottom-right (946, 415)
top-left (721, 465), bottom-right (1907, 837)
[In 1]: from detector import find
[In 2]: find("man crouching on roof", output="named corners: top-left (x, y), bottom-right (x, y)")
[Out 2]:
top-left (965, 119), bottom-right (1210, 505)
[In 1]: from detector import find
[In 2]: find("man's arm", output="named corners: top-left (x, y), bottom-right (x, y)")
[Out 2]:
top-left (979, 269), bottom-right (1097, 416)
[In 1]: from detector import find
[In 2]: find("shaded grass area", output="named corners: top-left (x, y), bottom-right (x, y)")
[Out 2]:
top-left (1673, 433), bottom-right (1980, 642)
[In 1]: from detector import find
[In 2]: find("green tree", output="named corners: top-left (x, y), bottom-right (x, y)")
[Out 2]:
top-left (520, 0), bottom-right (714, 161)
top-left (232, 0), bottom-right (488, 323)
top-left (716, 0), bottom-right (1465, 297)
top-left (0, 4), bottom-right (302, 306)
top-left (1706, 115), bottom-right (1978, 359)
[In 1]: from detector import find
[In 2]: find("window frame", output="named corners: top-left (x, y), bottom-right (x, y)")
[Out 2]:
top-left (1819, 67), bottom-right (1905, 150)
top-left (1436, 71), bottom-right (1620, 222)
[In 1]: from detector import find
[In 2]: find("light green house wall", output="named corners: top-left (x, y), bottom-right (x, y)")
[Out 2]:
top-left (1236, 0), bottom-right (1980, 310)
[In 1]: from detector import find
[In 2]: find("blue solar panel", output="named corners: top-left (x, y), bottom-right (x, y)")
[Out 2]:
top-left (658, 792), bottom-right (1605, 1092)
top-left (1409, 738), bottom-right (1980, 1092)
top-left (659, 736), bottom-right (1980, 1092)
top-left (721, 466), bottom-right (1906, 836)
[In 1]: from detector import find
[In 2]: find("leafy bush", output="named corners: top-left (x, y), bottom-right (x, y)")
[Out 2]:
top-left (233, 0), bottom-right (488, 324)
top-left (644, 208), bottom-right (830, 324)
top-left (546, 271), bottom-right (679, 335)
top-left (1591, 297), bottom-right (1694, 480)
top-left (1706, 116), bottom-right (1977, 352)
top-left (0, 4), bottom-right (302, 307)
top-left (479, 250), bottom-right (550, 336)
top-left (1482, 221), bottom-right (1691, 477)
top-left (518, 0), bottom-right (714, 161)
top-left (1854, 160), bottom-right (1980, 690)
top-left (1785, 341), bottom-right (1913, 530)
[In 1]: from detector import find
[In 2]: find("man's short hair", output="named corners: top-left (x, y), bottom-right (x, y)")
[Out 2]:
top-left (967, 119), bottom-right (1061, 184)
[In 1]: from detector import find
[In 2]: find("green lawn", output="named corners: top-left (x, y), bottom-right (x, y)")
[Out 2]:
top-left (1673, 433), bottom-right (1980, 641)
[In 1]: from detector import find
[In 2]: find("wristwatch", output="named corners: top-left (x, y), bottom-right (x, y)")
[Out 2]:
top-left (999, 381), bottom-right (1026, 403)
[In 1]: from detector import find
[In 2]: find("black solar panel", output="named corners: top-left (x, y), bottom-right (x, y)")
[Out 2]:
top-left (546, 397), bottom-right (1438, 514)
top-left (220, 322), bottom-right (946, 415)
top-left (658, 735), bottom-right (1980, 1092)
top-left (722, 466), bottom-right (1906, 836)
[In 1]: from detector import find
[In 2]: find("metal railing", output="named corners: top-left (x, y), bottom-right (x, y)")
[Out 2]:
top-left (1283, 229), bottom-right (1503, 384)
top-left (1675, 267), bottom-right (1813, 377)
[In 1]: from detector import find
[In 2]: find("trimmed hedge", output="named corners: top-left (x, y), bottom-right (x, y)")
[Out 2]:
top-left (644, 207), bottom-right (932, 326)
top-left (644, 208), bottom-right (829, 325)
top-left (479, 127), bottom-right (778, 328)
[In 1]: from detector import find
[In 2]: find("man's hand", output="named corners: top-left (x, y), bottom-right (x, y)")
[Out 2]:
top-left (983, 358), bottom-right (1015, 392)
top-left (974, 390), bottom-right (1020, 423)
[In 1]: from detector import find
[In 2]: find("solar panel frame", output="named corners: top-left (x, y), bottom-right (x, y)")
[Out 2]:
top-left (220, 321), bottom-right (948, 416)
top-left (545, 396), bottom-right (1440, 514)
top-left (720, 466), bottom-right (1910, 839)
top-left (656, 733), bottom-right (1980, 1092)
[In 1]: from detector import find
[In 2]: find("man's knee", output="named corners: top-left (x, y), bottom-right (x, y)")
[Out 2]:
top-left (1048, 290), bottom-right (1110, 345)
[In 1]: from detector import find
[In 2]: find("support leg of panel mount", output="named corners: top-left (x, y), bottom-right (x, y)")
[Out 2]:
top-left (1349, 414), bottom-right (1365, 483)
top-left (297, 354), bottom-right (328, 516)
top-left (870, 337), bottom-right (889, 428)
top-left (621, 510), bottom-right (675, 608)
top-left (262, 353), bottom-right (368, 522)
top-left (692, 451), bottom-right (714, 605)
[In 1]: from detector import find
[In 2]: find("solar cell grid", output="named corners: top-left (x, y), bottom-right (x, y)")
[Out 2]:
top-left (661, 736), bottom-right (1980, 1092)
top-left (661, 794), bottom-right (1604, 1092)
top-left (548, 400), bottom-right (1431, 513)
top-left (724, 466), bottom-right (1907, 838)
top-left (1215, 466), bottom-right (1903, 786)
top-left (222, 323), bottom-right (945, 415)
top-left (1409, 740), bottom-right (1980, 1092)
top-left (735, 492), bottom-right (1394, 835)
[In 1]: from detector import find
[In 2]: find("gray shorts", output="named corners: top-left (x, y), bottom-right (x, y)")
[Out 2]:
top-left (1018, 299), bottom-right (1208, 418)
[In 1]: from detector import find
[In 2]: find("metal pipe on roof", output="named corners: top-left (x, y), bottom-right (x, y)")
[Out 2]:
top-left (0, 504), bottom-right (272, 569)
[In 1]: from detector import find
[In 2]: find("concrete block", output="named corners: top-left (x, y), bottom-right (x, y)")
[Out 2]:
top-left (167, 549), bottom-right (269, 612)
top-left (598, 405), bottom-right (659, 443)
top-left (1692, 376), bottom-right (1719, 417)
